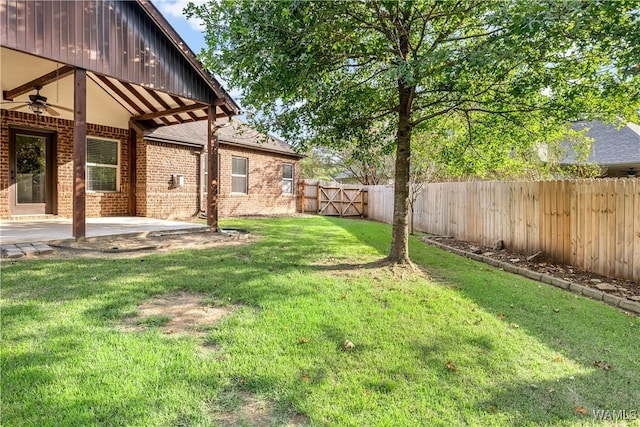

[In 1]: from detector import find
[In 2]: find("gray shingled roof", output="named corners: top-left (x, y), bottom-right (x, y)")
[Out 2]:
top-left (561, 120), bottom-right (640, 166)
top-left (144, 119), bottom-right (303, 158)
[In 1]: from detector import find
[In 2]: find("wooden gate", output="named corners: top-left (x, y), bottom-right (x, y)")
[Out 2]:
top-left (299, 180), bottom-right (367, 217)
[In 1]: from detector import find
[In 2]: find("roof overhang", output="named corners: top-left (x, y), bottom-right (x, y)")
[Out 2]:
top-left (0, 0), bottom-right (240, 128)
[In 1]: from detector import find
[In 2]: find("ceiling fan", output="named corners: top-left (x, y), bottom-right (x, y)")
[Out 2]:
top-left (1, 86), bottom-right (73, 116)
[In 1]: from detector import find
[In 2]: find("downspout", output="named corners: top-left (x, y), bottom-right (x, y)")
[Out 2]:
top-left (196, 146), bottom-right (205, 218)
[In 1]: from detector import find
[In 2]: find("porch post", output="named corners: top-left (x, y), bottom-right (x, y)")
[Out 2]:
top-left (128, 126), bottom-right (137, 216)
top-left (207, 105), bottom-right (219, 231)
top-left (73, 68), bottom-right (87, 240)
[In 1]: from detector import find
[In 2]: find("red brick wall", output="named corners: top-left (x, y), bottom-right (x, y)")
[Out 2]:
top-left (142, 140), bottom-right (201, 220)
top-left (218, 143), bottom-right (300, 217)
top-left (1, 109), bottom-right (129, 219)
top-left (2, 109), bottom-right (301, 221)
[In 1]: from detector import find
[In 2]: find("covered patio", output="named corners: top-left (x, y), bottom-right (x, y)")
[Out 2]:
top-left (1, 0), bottom-right (240, 238)
top-left (0, 217), bottom-right (207, 244)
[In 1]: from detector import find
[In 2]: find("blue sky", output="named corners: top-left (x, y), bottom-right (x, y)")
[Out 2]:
top-left (153, 0), bottom-right (207, 52)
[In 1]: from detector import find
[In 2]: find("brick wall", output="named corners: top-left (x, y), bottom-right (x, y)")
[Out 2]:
top-left (1, 109), bottom-right (129, 219)
top-left (142, 140), bottom-right (201, 220)
top-left (218, 143), bottom-right (300, 217)
top-left (2, 109), bottom-right (301, 221)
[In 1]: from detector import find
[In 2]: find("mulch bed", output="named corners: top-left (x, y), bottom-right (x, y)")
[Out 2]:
top-left (426, 236), bottom-right (640, 303)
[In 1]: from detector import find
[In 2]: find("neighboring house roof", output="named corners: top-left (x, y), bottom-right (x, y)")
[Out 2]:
top-left (561, 120), bottom-right (640, 169)
top-left (144, 119), bottom-right (304, 158)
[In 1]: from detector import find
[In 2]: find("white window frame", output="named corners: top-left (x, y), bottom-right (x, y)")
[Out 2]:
top-left (282, 163), bottom-right (294, 195)
top-left (231, 156), bottom-right (248, 194)
top-left (86, 137), bottom-right (120, 193)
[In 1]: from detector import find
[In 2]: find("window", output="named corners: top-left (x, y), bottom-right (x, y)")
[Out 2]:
top-left (231, 157), bottom-right (248, 194)
top-left (282, 163), bottom-right (294, 194)
top-left (87, 137), bottom-right (119, 192)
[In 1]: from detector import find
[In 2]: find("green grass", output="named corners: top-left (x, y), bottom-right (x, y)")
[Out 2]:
top-left (1, 216), bottom-right (638, 426)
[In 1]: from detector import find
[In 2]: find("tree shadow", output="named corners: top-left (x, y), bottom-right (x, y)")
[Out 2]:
top-left (408, 243), bottom-right (640, 423)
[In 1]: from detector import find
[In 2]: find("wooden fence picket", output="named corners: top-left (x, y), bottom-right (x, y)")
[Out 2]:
top-left (366, 179), bottom-right (640, 282)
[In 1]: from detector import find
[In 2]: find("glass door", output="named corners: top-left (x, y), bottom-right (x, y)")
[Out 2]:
top-left (9, 130), bottom-right (55, 215)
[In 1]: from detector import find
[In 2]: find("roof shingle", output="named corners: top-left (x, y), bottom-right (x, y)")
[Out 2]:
top-left (561, 120), bottom-right (640, 166)
top-left (144, 119), bottom-right (303, 157)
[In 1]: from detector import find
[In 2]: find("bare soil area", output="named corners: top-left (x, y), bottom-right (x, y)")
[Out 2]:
top-left (122, 291), bottom-right (309, 426)
top-left (122, 292), bottom-right (234, 336)
top-left (426, 236), bottom-right (639, 303)
top-left (213, 390), bottom-right (309, 427)
top-left (41, 229), bottom-right (256, 259)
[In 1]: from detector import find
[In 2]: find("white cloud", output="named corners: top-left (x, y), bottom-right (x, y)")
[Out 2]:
top-left (155, 0), bottom-right (207, 32)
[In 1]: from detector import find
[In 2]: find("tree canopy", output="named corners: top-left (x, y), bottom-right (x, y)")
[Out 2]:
top-left (189, 0), bottom-right (639, 264)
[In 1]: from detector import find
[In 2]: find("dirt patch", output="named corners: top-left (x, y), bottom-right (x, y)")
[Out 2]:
top-left (214, 391), bottom-right (309, 427)
top-left (34, 229), bottom-right (255, 259)
top-left (124, 292), bottom-right (233, 336)
top-left (426, 236), bottom-right (639, 303)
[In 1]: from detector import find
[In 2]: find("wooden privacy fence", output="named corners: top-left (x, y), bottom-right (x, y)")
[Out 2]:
top-left (299, 180), bottom-right (367, 217)
top-left (367, 179), bottom-right (640, 282)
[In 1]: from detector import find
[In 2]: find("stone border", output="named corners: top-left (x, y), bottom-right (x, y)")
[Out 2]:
top-left (1, 242), bottom-right (54, 259)
top-left (422, 238), bottom-right (640, 316)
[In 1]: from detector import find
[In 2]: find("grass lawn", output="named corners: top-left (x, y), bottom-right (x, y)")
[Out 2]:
top-left (2, 216), bottom-right (638, 426)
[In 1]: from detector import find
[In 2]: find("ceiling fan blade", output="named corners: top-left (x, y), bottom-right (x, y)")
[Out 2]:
top-left (44, 105), bottom-right (61, 117)
top-left (47, 103), bottom-right (74, 113)
top-left (7, 103), bottom-right (29, 111)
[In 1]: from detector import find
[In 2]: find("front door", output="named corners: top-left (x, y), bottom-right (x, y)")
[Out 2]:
top-left (9, 129), bottom-right (56, 216)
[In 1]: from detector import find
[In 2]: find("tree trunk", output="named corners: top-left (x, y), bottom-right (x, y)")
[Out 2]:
top-left (388, 87), bottom-right (413, 264)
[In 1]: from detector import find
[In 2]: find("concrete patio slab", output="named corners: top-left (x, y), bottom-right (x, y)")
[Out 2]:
top-left (0, 217), bottom-right (208, 244)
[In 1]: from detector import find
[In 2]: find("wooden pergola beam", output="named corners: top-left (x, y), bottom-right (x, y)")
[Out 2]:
top-left (131, 103), bottom-right (206, 121)
top-left (3, 65), bottom-right (75, 100)
top-left (121, 81), bottom-right (172, 126)
top-left (94, 74), bottom-right (145, 115)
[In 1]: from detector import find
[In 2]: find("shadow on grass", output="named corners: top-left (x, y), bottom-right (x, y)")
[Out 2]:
top-left (409, 237), bottom-right (640, 424)
top-left (4, 216), bottom-right (637, 425)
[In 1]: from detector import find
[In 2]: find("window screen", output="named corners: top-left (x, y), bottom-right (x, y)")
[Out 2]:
top-left (231, 157), bottom-right (248, 193)
top-left (282, 163), bottom-right (293, 194)
top-left (87, 138), bottom-right (119, 192)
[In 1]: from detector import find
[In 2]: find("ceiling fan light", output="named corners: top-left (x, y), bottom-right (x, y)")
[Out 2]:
top-left (29, 102), bottom-right (44, 114)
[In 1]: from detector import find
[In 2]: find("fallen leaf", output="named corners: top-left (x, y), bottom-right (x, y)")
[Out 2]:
top-left (510, 323), bottom-right (520, 329)
top-left (554, 357), bottom-right (563, 363)
top-left (553, 308), bottom-right (560, 313)
top-left (593, 360), bottom-right (612, 371)
top-left (363, 390), bottom-right (372, 396)
top-left (446, 360), bottom-right (458, 371)
top-left (343, 339), bottom-right (355, 350)
top-left (341, 293), bottom-right (348, 300)
top-left (301, 373), bottom-right (309, 382)
top-left (548, 388), bottom-right (555, 394)
top-left (576, 406), bottom-right (588, 415)
top-left (498, 313), bottom-right (506, 320)
top-left (299, 337), bottom-right (309, 344)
